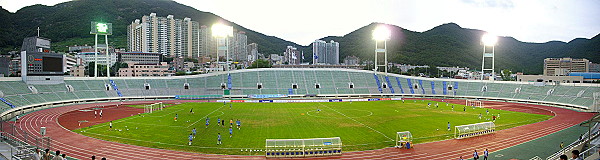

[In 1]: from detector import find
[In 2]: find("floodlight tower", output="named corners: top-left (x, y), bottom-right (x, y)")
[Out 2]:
top-left (373, 26), bottom-right (391, 75)
top-left (212, 24), bottom-right (233, 72)
top-left (90, 22), bottom-right (112, 78)
top-left (481, 33), bottom-right (497, 80)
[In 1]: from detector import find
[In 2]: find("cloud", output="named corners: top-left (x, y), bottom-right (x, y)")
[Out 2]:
top-left (461, 0), bottom-right (515, 9)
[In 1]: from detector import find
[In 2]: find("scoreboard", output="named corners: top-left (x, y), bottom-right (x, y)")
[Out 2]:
top-left (23, 52), bottom-right (64, 76)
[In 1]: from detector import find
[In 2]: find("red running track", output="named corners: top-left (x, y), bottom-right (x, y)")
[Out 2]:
top-left (11, 99), bottom-right (595, 160)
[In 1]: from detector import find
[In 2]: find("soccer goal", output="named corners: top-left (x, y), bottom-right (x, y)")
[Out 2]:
top-left (144, 102), bottom-right (163, 113)
top-left (454, 122), bottom-right (495, 139)
top-left (265, 137), bottom-right (342, 158)
top-left (395, 131), bottom-right (413, 148)
top-left (465, 99), bottom-right (484, 108)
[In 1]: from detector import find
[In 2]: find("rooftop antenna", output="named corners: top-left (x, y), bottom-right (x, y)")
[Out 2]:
top-left (37, 27), bottom-right (40, 37)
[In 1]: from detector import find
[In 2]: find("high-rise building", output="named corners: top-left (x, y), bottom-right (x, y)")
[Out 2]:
top-left (199, 25), bottom-right (212, 58)
top-left (230, 31), bottom-right (247, 61)
top-left (246, 43), bottom-right (259, 62)
top-left (127, 13), bottom-right (200, 58)
top-left (283, 46), bottom-right (300, 65)
top-left (544, 58), bottom-right (589, 76)
top-left (312, 40), bottom-right (339, 65)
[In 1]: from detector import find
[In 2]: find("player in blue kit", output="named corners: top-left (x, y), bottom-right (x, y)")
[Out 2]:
top-left (188, 133), bottom-right (193, 145)
top-left (217, 133), bottom-right (222, 145)
top-left (229, 126), bottom-right (233, 137)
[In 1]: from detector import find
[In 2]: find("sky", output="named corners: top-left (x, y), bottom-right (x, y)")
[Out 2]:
top-left (1, 0), bottom-right (599, 45)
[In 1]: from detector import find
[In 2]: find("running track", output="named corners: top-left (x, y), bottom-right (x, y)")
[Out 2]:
top-left (11, 99), bottom-right (595, 159)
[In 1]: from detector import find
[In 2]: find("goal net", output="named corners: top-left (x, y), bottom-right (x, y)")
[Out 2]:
top-left (465, 99), bottom-right (484, 108)
top-left (144, 102), bottom-right (163, 113)
top-left (454, 121), bottom-right (495, 139)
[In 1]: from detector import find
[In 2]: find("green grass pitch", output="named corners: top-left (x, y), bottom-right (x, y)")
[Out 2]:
top-left (74, 100), bottom-right (552, 155)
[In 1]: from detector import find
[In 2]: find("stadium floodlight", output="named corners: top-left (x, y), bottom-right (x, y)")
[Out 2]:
top-left (373, 25), bottom-right (390, 85)
top-left (481, 33), bottom-right (497, 46)
top-left (372, 26), bottom-right (391, 41)
top-left (481, 33), bottom-right (498, 80)
top-left (212, 23), bottom-right (233, 87)
top-left (212, 23), bottom-right (233, 38)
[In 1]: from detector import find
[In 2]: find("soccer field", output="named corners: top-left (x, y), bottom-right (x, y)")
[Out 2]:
top-left (74, 100), bottom-right (552, 155)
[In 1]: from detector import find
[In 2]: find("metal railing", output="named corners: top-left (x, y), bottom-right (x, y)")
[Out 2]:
top-left (0, 121), bottom-right (51, 160)
top-left (546, 123), bottom-right (599, 160)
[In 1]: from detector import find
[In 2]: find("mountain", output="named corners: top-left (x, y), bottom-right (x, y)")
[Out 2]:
top-left (0, 0), bottom-right (298, 55)
top-left (317, 22), bottom-right (600, 74)
top-left (1, 0), bottom-right (598, 74)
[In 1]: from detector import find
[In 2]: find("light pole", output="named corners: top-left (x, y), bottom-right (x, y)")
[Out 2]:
top-left (373, 26), bottom-right (391, 75)
top-left (211, 23), bottom-right (233, 72)
top-left (90, 22), bottom-right (112, 78)
top-left (481, 33), bottom-right (497, 80)
top-left (212, 23), bottom-right (233, 90)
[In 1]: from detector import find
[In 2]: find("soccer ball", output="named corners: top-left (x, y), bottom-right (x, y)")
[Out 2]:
top-left (436, 129), bottom-right (439, 131)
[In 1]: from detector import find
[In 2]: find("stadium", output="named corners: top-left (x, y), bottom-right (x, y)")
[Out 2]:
top-left (0, 68), bottom-right (598, 159)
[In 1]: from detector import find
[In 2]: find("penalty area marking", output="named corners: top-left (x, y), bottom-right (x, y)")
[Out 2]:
top-left (187, 105), bottom-right (225, 128)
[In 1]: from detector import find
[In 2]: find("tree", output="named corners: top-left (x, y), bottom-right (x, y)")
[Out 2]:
top-left (501, 69), bottom-right (514, 81)
top-left (111, 62), bottom-right (128, 76)
top-left (247, 59), bottom-right (272, 69)
top-left (86, 62), bottom-right (108, 77)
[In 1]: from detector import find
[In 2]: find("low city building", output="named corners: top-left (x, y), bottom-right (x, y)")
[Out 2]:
top-left (343, 56), bottom-right (360, 65)
top-left (69, 65), bottom-right (86, 77)
top-left (118, 52), bottom-right (161, 65)
top-left (569, 72), bottom-right (600, 82)
top-left (544, 58), bottom-right (589, 76)
top-left (118, 62), bottom-right (174, 77)
top-left (516, 75), bottom-right (583, 83)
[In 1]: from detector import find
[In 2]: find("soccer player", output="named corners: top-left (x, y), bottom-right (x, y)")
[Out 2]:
top-left (229, 126), bottom-right (233, 137)
top-left (479, 113), bottom-right (482, 119)
top-left (452, 105), bottom-right (454, 111)
top-left (217, 133), bottom-right (222, 145)
top-left (447, 122), bottom-right (451, 131)
top-left (230, 119), bottom-right (233, 126)
top-left (483, 148), bottom-right (489, 160)
top-left (492, 115), bottom-right (496, 122)
top-left (221, 119), bottom-right (225, 127)
top-left (473, 150), bottom-right (479, 160)
top-left (205, 117), bottom-right (210, 128)
top-left (463, 106), bottom-right (466, 112)
top-left (109, 121), bottom-right (113, 130)
top-left (192, 128), bottom-right (197, 138)
top-left (15, 115), bottom-right (19, 122)
top-left (436, 103), bottom-right (439, 109)
top-left (188, 133), bottom-right (193, 145)
top-left (99, 110), bottom-right (103, 118)
top-left (94, 110), bottom-right (97, 118)
top-left (217, 118), bottom-right (221, 126)
top-left (427, 102), bottom-right (431, 108)
top-left (236, 119), bottom-right (241, 130)
top-left (174, 114), bottom-right (178, 121)
top-left (402, 99), bottom-right (405, 103)
top-left (229, 103), bottom-right (232, 109)
top-left (486, 109), bottom-right (489, 115)
top-left (190, 108), bottom-right (194, 114)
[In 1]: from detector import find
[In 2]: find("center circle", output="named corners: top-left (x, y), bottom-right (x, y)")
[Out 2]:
top-left (306, 109), bottom-right (373, 119)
